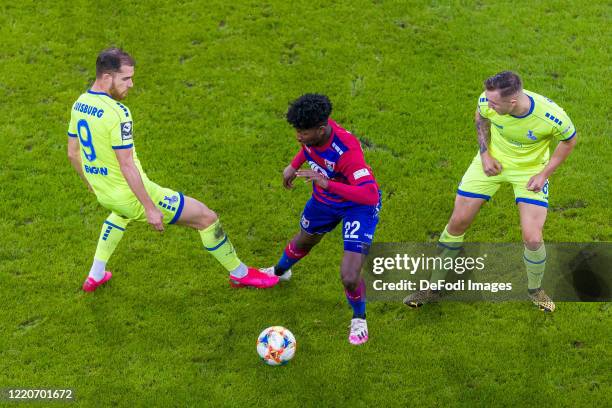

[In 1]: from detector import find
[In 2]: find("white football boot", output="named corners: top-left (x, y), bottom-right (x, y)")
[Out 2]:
top-left (349, 318), bottom-right (369, 345)
top-left (260, 266), bottom-right (292, 282)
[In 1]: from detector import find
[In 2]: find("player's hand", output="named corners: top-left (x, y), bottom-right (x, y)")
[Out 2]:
top-left (146, 206), bottom-right (164, 231)
top-left (296, 169), bottom-right (329, 189)
top-left (282, 165), bottom-right (298, 189)
top-left (526, 172), bottom-right (548, 193)
top-left (480, 152), bottom-right (503, 176)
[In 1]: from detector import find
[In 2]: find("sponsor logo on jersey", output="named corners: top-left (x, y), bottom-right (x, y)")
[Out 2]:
top-left (84, 165), bottom-right (108, 176)
top-left (121, 121), bottom-right (133, 141)
top-left (526, 130), bottom-right (537, 141)
top-left (353, 168), bottom-right (370, 180)
top-left (307, 161), bottom-right (329, 177)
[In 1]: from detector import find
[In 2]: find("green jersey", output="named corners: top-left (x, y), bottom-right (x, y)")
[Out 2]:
top-left (68, 90), bottom-right (149, 204)
top-left (477, 89), bottom-right (576, 169)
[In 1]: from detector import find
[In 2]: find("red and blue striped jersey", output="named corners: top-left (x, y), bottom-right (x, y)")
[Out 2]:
top-left (297, 119), bottom-right (378, 207)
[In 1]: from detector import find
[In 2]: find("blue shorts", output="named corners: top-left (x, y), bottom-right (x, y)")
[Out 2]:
top-left (300, 195), bottom-right (382, 254)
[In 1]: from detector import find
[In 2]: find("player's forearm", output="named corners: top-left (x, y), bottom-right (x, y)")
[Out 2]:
top-left (119, 163), bottom-right (156, 209)
top-left (290, 149), bottom-right (306, 169)
top-left (327, 181), bottom-right (379, 206)
top-left (475, 112), bottom-right (491, 154)
top-left (68, 155), bottom-right (92, 189)
top-left (541, 137), bottom-right (577, 177)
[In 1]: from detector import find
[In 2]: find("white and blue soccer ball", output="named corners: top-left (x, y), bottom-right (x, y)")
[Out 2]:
top-left (256, 326), bottom-right (296, 366)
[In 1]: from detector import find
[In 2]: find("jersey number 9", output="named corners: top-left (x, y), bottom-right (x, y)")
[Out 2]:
top-left (77, 119), bottom-right (97, 161)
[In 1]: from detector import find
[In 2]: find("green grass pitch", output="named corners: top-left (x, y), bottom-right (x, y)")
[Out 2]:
top-left (0, 0), bottom-right (610, 406)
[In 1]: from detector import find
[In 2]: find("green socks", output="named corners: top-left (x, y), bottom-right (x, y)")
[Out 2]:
top-left (524, 244), bottom-right (546, 290)
top-left (430, 225), bottom-right (465, 283)
top-left (199, 220), bottom-right (242, 272)
top-left (94, 212), bottom-right (130, 262)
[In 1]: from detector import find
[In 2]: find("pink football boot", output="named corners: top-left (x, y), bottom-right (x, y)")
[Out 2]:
top-left (82, 271), bottom-right (112, 292)
top-left (230, 267), bottom-right (279, 288)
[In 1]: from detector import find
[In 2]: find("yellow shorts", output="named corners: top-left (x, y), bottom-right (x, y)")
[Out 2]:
top-left (98, 180), bottom-right (185, 224)
top-left (458, 156), bottom-right (549, 208)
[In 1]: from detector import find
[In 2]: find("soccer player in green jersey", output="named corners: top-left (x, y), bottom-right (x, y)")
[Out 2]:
top-left (67, 48), bottom-right (279, 291)
top-left (404, 71), bottom-right (577, 312)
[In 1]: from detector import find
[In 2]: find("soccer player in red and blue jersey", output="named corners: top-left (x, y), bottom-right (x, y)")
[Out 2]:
top-left (263, 94), bottom-right (381, 345)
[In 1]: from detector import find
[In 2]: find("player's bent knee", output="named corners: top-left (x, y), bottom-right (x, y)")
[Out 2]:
top-left (297, 239), bottom-right (317, 252)
top-left (295, 232), bottom-right (320, 251)
top-left (523, 236), bottom-right (543, 250)
top-left (341, 273), bottom-right (360, 291)
top-left (448, 215), bottom-right (470, 235)
top-left (199, 207), bottom-right (218, 229)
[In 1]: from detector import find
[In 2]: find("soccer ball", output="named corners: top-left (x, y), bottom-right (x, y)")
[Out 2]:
top-left (256, 326), bottom-right (297, 366)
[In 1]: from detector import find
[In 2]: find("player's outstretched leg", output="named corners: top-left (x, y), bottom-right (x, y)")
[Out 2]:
top-left (83, 212), bottom-right (130, 292)
top-left (262, 230), bottom-right (323, 282)
top-left (404, 195), bottom-right (482, 307)
top-left (518, 203), bottom-right (554, 312)
top-left (176, 195), bottom-right (278, 288)
top-left (341, 251), bottom-right (369, 345)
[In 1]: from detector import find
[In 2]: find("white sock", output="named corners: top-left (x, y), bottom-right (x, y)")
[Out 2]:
top-left (230, 263), bottom-right (248, 278)
top-left (88, 259), bottom-right (106, 281)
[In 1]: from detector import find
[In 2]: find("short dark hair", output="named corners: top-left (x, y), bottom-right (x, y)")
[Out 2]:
top-left (286, 94), bottom-right (332, 129)
top-left (96, 47), bottom-right (135, 78)
top-left (484, 71), bottom-right (522, 97)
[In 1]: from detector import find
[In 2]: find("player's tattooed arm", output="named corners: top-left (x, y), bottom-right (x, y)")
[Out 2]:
top-left (475, 110), bottom-right (502, 176)
top-left (475, 110), bottom-right (491, 154)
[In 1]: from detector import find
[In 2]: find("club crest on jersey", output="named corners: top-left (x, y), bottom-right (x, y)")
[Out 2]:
top-left (324, 159), bottom-right (335, 172)
top-left (526, 130), bottom-right (537, 141)
top-left (121, 121), bottom-right (133, 141)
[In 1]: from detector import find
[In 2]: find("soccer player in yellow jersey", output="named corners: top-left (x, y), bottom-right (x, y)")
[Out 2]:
top-left (67, 48), bottom-right (278, 291)
top-left (405, 71), bottom-right (577, 312)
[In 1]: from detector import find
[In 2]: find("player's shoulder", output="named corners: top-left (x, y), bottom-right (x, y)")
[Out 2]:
top-left (475, 91), bottom-right (494, 118)
top-left (477, 91), bottom-right (488, 106)
top-left (80, 90), bottom-right (129, 123)
top-left (114, 100), bottom-right (132, 120)
top-left (329, 119), bottom-right (362, 153)
top-left (528, 90), bottom-right (569, 116)
top-left (71, 91), bottom-right (92, 109)
top-left (527, 90), bottom-right (572, 124)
